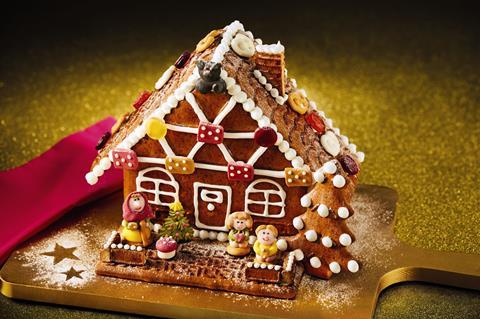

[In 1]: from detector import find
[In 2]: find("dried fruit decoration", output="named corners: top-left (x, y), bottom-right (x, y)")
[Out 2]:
top-left (132, 91), bottom-right (152, 110)
top-left (254, 127), bottom-right (277, 147)
top-left (174, 51), bottom-right (191, 69)
top-left (305, 112), bottom-right (325, 134)
top-left (339, 155), bottom-right (359, 175)
top-left (95, 131), bottom-right (111, 150)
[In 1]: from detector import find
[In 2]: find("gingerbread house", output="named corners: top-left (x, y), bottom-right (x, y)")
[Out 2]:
top-left (87, 21), bottom-right (365, 281)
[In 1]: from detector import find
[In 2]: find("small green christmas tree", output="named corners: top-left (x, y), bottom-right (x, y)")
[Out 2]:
top-left (159, 201), bottom-right (193, 242)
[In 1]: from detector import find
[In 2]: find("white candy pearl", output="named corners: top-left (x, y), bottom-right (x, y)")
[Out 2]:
top-left (293, 249), bottom-right (304, 261)
top-left (217, 232), bottom-right (228, 242)
top-left (300, 195), bottom-right (311, 207)
top-left (285, 149), bottom-right (297, 161)
top-left (242, 99), bottom-right (255, 112)
top-left (99, 157), bottom-right (112, 170)
top-left (276, 239), bottom-right (288, 251)
top-left (292, 156), bottom-right (304, 168)
top-left (347, 260), bottom-right (360, 273)
top-left (321, 236), bottom-right (333, 248)
top-left (317, 204), bottom-right (329, 217)
top-left (250, 107), bottom-right (263, 120)
top-left (305, 230), bottom-right (318, 242)
top-left (199, 230), bottom-right (209, 240)
top-left (357, 152), bottom-right (365, 163)
top-left (348, 143), bottom-right (357, 153)
top-left (293, 217), bottom-right (304, 230)
top-left (85, 172), bottom-right (98, 185)
top-left (313, 169), bottom-right (325, 183)
top-left (92, 165), bottom-right (104, 177)
top-left (279, 141), bottom-right (289, 153)
top-left (333, 175), bottom-right (346, 188)
top-left (329, 262), bottom-right (341, 274)
top-left (339, 233), bottom-right (352, 246)
top-left (208, 231), bottom-right (217, 240)
top-left (338, 207), bottom-right (350, 219)
top-left (323, 161), bottom-right (337, 174)
top-left (310, 257), bottom-right (321, 269)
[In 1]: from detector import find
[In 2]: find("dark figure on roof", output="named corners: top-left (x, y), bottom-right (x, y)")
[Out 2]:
top-left (195, 60), bottom-right (226, 94)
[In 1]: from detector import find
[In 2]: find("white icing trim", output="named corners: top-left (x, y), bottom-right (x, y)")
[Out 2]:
top-left (244, 179), bottom-right (286, 218)
top-left (213, 97), bottom-right (237, 125)
top-left (166, 124), bottom-right (198, 134)
top-left (217, 143), bottom-right (235, 163)
top-left (155, 65), bottom-right (175, 90)
top-left (223, 132), bottom-right (255, 139)
top-left (256, 41), bottom-right (285, 54)
top-left (253, 68), bottom-right (288, 105)
top-left (136, 166), bottom-right (179, 207)
top-left (247, 146), bottom-right (267, 166)
top-left (193, 182), bottom-right (232, 231)
top-left (186, 93), bottom-right (208, 122)
top-left (158, 138), bottom-right (175, 157)
top-left (187, 142), bottom-right (204, 159)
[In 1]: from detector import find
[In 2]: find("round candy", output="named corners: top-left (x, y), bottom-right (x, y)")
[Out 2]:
top-left (337, 207), bottom-right (349, 219)
top-left (310, 257), bottom-right (321, 269)
top-left (333, 175), bottom-right (346, 188)
top-left (347, 260), bottom-right (360, 273)
top-left (174, 51), bottom-right (191, 69)
top-left (321, 131), bottom-right (341, 156)
top-left (231, 33), bottom-right (255, 58)
top-left (146, 117), bottom-right (167, 140)
top-left (85, 172), bottom-right (98, 185)
top-left (305, 112), bottom-right (325, 134)
top-left (305, 230), bottom-right (318, 242)
top-left (95, 131), bottom-right (111, 150)
top-left (339, 233), bottom-right (352, 246)
top-left (254, 127), bottom-right (277, 147)
top-left (287, 91), bottom-right (309, 114)
top-left (339, 155), bottom-right (360, 175)
top-left (317, 204), bottom-right (329, 217)
top-left (329, 261), bottom-right (341, 274)
top-left (321, 236), bottom-right (333, 248)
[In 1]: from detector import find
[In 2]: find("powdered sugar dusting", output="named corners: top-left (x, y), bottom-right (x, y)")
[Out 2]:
top-left (18, 216), bottom-right (111, 289)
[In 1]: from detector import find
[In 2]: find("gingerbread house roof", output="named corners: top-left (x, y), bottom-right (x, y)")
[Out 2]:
top-left (86, 21), bottom-right (364, 196)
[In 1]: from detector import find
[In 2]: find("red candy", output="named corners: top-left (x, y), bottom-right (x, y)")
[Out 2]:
top-left (174, 51), bottom-right (191, 69)
top-left (197, 122), bottom-right (224, 144)
top-left (254, 127), bottom-right (277, 147)
top-left (339, 155), bottom-right (359, 175)
top-left (132, 91), bottom-right (152, 110)
top-left (156, 237), bottom-right (178, 252)
top-left (305, 112), bottom-right (326, 134)
top-left (95, 131), bottom-right (111, 150)
top-left (227, 162), bottom-right (254, 181)
top-left (112, 148), bottom-right (138, 170)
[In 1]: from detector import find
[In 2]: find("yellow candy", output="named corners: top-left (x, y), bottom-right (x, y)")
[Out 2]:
top-left (145, 117), bottom-right (167, 140)
top-left (196, 29), bottom-right (222, 53)
top-left (288, 91), bottom-right (309, 114)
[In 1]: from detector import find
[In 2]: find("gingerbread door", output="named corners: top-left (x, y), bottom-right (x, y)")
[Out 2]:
top-left (193, 182), bottom-right (232, 231)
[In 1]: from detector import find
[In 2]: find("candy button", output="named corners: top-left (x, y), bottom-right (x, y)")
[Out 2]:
top-left (254, 127), bottom-right (277, 147)
top-left (339, 155), bottom-right (359, 175)
top-left (197, 122), bottom-right (224, 144)
top-left (196, 29), bottom-right (222, 53)
top-left (227, 162), bottom-right (254, 181)
top-left (111, 149), bottom-right (138, 170)
top-left (284, 167), bottom-right (312, 187)
top-left (305, 112), bottom-right (326, 134)
top-left (288, 91), bottom-right (309, 114)
top-left (321, 131), bottom-right (341, 156)
top-left (165, 156), bottom-right (195, 174)
top-left (146, 117), bottom-right (168, 140)
top-left (231, 33), bottom-right (255, 58)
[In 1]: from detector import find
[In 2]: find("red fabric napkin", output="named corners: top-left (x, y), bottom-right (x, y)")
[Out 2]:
top-left (0, 117), bottom-right (123, 264)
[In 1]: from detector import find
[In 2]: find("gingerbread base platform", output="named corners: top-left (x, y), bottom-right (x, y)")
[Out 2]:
top-left (1, 185), bottom-right (479, 318)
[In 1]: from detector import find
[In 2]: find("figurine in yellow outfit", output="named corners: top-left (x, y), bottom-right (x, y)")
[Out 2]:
top-left (118, 192), bottom-right (154, 247)
top-left (253, 225), bottom-right (279, 264)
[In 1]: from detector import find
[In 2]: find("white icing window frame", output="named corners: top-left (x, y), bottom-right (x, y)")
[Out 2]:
top-left (136, 166), bottom-right (179, 207)
top-left (193, 182), bottom-right (232, 232)
top-left (244, 178), bottom-right (286, 218)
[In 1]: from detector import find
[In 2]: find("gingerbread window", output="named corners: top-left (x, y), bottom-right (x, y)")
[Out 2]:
top-left (244, 179), bottom-right (286, 218)
top-left (135, 166), bottom-right (180, 208)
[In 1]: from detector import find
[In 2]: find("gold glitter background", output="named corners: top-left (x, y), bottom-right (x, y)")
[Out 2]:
top-left (1, 2), bottom-right (479, 318)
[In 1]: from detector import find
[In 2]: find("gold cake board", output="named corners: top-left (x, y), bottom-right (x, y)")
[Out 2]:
top-left (1, 185), bottom-right (479, 318)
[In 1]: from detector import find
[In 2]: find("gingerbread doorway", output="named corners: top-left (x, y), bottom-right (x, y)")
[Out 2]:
top-left (193, 182), bottom-right (232, 231)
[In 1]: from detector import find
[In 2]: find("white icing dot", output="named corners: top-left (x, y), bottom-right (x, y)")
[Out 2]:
top-left (99, 157), bottom-right (112, 170)
top-left (253, 70), bottom-right (261, 78)
top-left (217, 232), bottom-right (228, 242)
top-left (321, 236), bottom-right (333, 248)
top-left (293, 249), bottom-right (304, 261)
top-left (329, 262), bottom-right (341, 274)
top-left (356, 151), bottom-right (365, 163)
top-left (124, 244), bottom-right (130, 250)
top-left (333, 175), bottom-right (346, 188)
top-left (130, 245), bottom-right (136, 251)
top-left (137, 246), bottom-right (143, 251)
top-left (259, 76), bottom-right (267, 85)
top-left (293, 217), bottom-right (304, 230)
top-left (208, 231), bottom-right (217, 240)
top-left (275, 132), bottom-right (284, 146)
top-left (347, 260), bottom-right (360, 273)
top-left (268, 264), bottom-right (274, 270)
top-left (322, 160), bottom-right (337, 175)
top-left (285, 149), bottom-right (297, 161)
top-left (85, 172), bottom-right (98, 185)
top-left (103, 244), bottom-right (109, 249)
top-left (193, 229), bottom-right (200, 237)
top-left (292, 156), bottom-right (304, 168)
top-left (117, 243), bottom-right (123, 249)
top-left (260, 263), bottom-right (267, 269)
top-left (300, 194), bottom-right (311, 207)
top-left (339, 233), bottom-right (352, 246)
top-left (110, 244), bottom-right (116, 249)
top-left (274, 265), bottom-right (282, 271)
top-left (338, 207), bottom-right (350, 219)
top-left (250, 107), bottom-right (262, 120)
top-left (270, 88), bottom-right (279, 98)
top-left (279, 140), bottom-right (289, 153)
top-left (242, 99), bottom-right (255, 112)
top-left (258, 116), bottom-right (270, 127)
top-left (207, 203), bottom-right (215, 211)
top-left (313, 169), bottom-right (325, 183)
top-left (228, 84), bottom-right (241, 95)
top-left (276, 239), bottom-right (288, 251)
top-left (199, 230), bottom-right (209, 240)
top-left (234, 91), bottom-right (248, 103)
top-left (310, 257), bottom-right (321, 269)
top-left (265, 83), bottom-right (272, 91)
top-left (92, 165), bottom-right (104, 177)
top-left (207, 131), bottom-right (213, 136)
top-left (348, 143), bottom-right (357, 153)
top-left (305, 230), bottom-right (318, 242)
top-left (247, 262), bottom-right (253, 268)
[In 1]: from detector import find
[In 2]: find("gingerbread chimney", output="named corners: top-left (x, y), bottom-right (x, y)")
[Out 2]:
top-left (253, 41), bottom-right (286, 96)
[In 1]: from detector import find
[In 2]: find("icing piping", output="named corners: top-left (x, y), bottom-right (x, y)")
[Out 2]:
top-left (136, 166), bottom-right (179, 207)
top-left (244, 178), bottom-right (286, 218)
top-left (193, 182), bottom-right (232, 231)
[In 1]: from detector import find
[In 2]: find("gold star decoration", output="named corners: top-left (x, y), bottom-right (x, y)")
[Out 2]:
top-left (41, 243), bottom-right (79, 264)
top-left (60, 266), bottom-right (84, 281)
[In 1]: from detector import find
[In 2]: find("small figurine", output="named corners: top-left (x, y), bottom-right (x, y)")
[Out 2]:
top-left (226, 212), bottom-right (253, 256)
top-left (253, 225), bottom-right (279, 264)
top-left (195, 60), bottom-right (226, 94)
top-left (118, 192), bottom-right (155, 247)
top-left (156, 236), bottom-right (178, 259)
